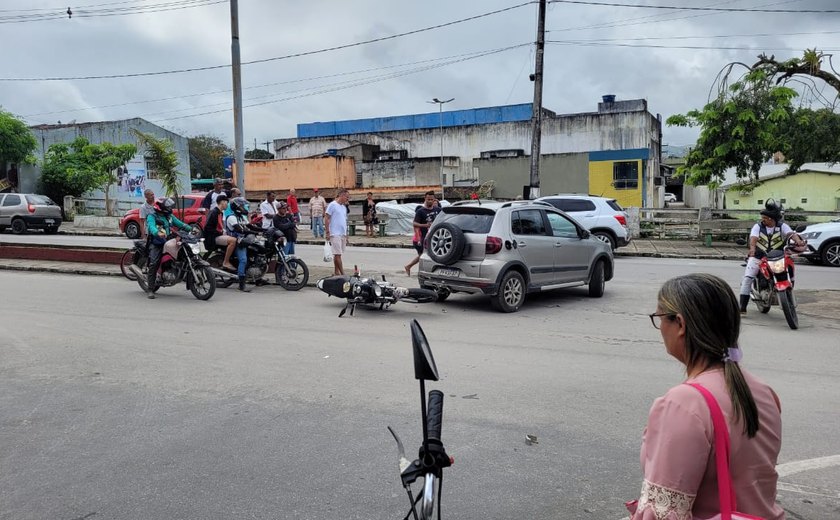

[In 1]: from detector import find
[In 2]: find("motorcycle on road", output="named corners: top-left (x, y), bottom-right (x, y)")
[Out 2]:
top-left (316, 266), bottom-right (437, 317)
top-left (131, 230), bottom-right (216, 300)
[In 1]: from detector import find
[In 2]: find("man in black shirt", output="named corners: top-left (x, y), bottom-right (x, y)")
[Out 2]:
top-left (404, 191), bottom-right (441, 276)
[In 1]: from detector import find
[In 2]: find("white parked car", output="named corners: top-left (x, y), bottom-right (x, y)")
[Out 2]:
top-left (663, 193), bottom-right (677, 203)
top-left (536, 194), bottom-right (630, 250)
top-left (800, 219), bottom-right (840, 267)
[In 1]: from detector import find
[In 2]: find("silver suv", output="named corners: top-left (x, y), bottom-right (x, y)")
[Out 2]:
top-left (536, 194), bottom-right (630, 250)
top-left (0, 193), bottom-right (63, 234)
top-left (418, 200), bottom-right (614, 312)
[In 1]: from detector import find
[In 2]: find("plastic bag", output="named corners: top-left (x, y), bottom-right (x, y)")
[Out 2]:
top-left (323, 241), bottom-right (333, 263)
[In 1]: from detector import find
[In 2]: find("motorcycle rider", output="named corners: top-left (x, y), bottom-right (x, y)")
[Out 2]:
top-left (272, 201), bottom-right (298, 255)
top-left (226, 196), bottom-right (261, 292)
top-left (144, 197), bottom-right (193, 299)
top-left (202, 194), bottom-right (237, 272)
top-left (739, 200), bottom-right (805, 314)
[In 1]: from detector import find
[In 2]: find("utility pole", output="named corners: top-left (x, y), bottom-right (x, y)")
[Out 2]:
top-left (262, 141), bottom-right (272, 153)
top-left (427, 97), bottom-right (454, 201)
top-left (528, 0), bottom-right (546, 200)
top-left (230, 0), bottom-right (246, 197)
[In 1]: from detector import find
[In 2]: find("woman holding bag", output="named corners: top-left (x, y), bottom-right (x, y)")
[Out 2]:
top-left (628, 274), bottom-right (784, 520)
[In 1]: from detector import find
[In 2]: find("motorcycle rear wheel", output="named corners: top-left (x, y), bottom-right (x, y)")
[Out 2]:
top-left (402, 288), bottom-right (438, 304)
top-left (276, 259), bottom-right (309, 291)
top-left (189, 266), bottom-right (217, 301)
top-left (778, 288), bottom-right (798, 330)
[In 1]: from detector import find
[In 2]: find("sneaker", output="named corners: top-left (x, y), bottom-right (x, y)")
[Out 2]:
top-left (147, 291), bottom-right (156, 299)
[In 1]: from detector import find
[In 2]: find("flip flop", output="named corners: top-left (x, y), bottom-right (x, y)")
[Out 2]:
top-left (222, 265), bottom-right (237, 273)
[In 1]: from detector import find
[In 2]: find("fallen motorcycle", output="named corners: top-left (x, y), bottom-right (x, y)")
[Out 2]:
top-left (316, 266), bottom-right (437, 317)
top-left (388, 320), bottom-right (452, 520)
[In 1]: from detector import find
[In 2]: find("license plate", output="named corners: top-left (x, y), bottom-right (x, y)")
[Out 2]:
top-left (44, 219), bottom-right (55, 224)
top-left (436, 268), bottom-right (460, 277)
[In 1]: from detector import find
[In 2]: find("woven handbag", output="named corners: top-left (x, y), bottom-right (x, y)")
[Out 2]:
top-left (685, 383), bottom-right (765, 520)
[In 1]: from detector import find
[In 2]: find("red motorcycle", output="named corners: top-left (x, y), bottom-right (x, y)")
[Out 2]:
top-left (750, 246), bottom-right (802, 329)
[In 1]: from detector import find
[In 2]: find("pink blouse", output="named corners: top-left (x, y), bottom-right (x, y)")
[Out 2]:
top-left (630, 369), bottom-right (784, 520)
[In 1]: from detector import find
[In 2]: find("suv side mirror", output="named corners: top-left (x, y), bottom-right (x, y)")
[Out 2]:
top-left (579, 229), bottom-right (590, 239)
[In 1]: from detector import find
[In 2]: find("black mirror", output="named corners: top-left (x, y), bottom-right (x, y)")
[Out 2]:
top-left (579, 229), bottom-right (591, 239)
top-left (795, 224), bottom-right (807, 232)
top-left (735, 237), bottom-right (748, 246)
top-left (411, 320), bottom-right (439, 381)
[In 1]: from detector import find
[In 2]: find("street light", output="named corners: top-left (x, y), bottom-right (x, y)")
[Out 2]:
top-left (427, 97), bottom-right (454, 201)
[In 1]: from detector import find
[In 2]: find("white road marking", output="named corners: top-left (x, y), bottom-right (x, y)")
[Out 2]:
top-left (776, 455), bottom-right (840, 478)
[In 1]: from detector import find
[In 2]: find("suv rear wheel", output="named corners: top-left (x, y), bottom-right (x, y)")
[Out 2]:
top-left (491, 270), bottom-right (525, 313)
top-left (592, 230), bottom-right (615, 250)
top-left (428, 222), bottom-right (466, 265)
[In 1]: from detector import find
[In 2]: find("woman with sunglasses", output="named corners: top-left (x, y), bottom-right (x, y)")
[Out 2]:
top-left (628, 273), bottom-right (784, 520)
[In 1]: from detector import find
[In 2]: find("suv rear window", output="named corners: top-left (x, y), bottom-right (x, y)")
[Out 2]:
top-left (606, 199), bottom-right (624, 211)
top-left (26, 195), bottom-right (55, 205)
top-left (436, 209), bottom-right (495, 234)
top-left (545, 198), bottom-right (596, 212)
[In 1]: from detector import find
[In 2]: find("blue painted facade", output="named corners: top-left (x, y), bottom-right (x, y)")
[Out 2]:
top-left (297, 103), bottom-right (534, 138)
top-left (587, 148), bottom-right (650, 162)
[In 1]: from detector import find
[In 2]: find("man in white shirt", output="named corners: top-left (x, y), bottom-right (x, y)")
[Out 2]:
top-left (324, 188), bottom-right (350, 275)
top-left (259, 191), bottom-right (278, 229)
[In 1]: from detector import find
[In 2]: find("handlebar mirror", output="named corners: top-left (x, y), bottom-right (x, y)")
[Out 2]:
top-left (411, 320), bottom-right (439, 381)
top-left (795, 224), bottom-right (807, 232)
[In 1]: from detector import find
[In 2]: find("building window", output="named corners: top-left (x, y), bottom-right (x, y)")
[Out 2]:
top-left (613, 161), bottom-right (638, 190)
top-left (145, 159), bottom-right (158, 180)
top-left (757, 199), bottom-right (763, 205)
top-left (733, 199), bottom-right (740, 205)
top-left (780, 198), bottom-right (786, 204)
top-left (801, 198), bottom-right (808, 204)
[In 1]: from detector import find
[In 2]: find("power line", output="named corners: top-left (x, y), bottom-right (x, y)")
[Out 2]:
top-left (0, 0), bottom-right (224, 23)
top-left (149, 45), bottom-right (526, 123)
top-left (546, 40), bottom-right (840, 51)
top-left (546, 29), bottom-right (840, 41)
top-left (0, 0), bottom-right (161, 12)
top-left (0, 1), bottom-right (535, 81)
top-left (547, 0), bottom-right (840, 13)
top-left (23, 45), bottom-right (529, 118)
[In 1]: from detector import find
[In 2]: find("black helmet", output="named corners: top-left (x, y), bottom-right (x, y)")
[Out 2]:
top-left (154, 197), bottom-right (176, 216)
top-left (230, 197), bottom-right (250, 215)
top-left (760, 199), bottom-right (782, 222)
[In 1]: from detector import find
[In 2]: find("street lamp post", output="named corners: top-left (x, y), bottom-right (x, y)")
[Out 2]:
top-left (428, 97), bottom-right (454, 201)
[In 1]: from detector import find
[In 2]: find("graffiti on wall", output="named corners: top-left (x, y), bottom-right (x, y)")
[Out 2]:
top-left (118, 156), bottom-right (148, 196)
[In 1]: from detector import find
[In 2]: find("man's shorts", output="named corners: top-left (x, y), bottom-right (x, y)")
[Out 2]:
top-left (329, 235), bottom-right (347, 256)
top-left (215, 236), bottom-right (231, 246)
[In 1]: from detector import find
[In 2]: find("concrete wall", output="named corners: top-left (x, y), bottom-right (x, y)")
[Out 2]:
top-left (725, 172), bottom-right (840, 213)
top-left (274, 103), bottom-right (661, 192)
top-left (473, 153), bottom-right (590, 199)
top-left (239, 156), bottom-right (356, 193)
top-left (358, 158), bottom-right (442, 188)
top-left (24, 118), bottom-right (190, 207)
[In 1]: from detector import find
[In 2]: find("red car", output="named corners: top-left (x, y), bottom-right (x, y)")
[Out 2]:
top-left (120, 194), bottom-right (208, 239)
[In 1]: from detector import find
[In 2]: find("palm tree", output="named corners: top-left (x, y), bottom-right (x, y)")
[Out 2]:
top-left (133, 130), bottom-right (182, 209)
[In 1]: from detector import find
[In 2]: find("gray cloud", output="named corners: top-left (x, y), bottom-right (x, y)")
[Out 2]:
top-left (2, 0), bottom-right (838, 151)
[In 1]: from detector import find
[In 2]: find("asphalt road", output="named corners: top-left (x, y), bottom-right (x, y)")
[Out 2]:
top-left (1, 257), bottom-right (838, 520)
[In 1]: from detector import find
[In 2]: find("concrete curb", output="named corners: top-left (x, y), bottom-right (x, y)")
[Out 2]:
top-left (0, 263), bottom-right (121, 277)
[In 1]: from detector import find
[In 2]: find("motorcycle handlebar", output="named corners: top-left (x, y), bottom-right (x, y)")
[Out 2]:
top-left (426, 390), bottom-right (444, 444)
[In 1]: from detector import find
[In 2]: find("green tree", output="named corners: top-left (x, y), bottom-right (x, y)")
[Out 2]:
top-left (0, 109), bottom-right (37, 183)
top-left (39, 137), bottom-right (101, 206)
top-left (83, 141), bottom-right (137, 216)
top-left (188, 134), bottom-right (232, 180)
top-left (134, 130), bottom-right (182, 202)
top-left (245, 148), bottom-right (273, 160)
top-left (668, 49), bottom-right (840, 186)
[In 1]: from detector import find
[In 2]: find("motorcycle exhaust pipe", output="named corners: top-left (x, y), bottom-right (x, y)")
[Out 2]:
top-left (209, 267), bottom-right (237, 280)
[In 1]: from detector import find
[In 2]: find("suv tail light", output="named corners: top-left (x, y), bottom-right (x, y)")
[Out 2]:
top-left (485, 236), bottom-right (502, 254)
top-left (28, 204), bottom-right (36, 213)
top-left (614, 214), bottom-right (626, 226)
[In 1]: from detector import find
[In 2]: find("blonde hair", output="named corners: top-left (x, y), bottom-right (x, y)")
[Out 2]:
top-left (658, 273), bottom-right (759, 437)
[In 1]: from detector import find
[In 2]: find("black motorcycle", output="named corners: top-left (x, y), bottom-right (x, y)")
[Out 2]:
top-left (204, 228), bottom-right (309, 291)
top-left (316, 266), bottom-right (438, 317)
top-left (388, 320), bottom-right (452, 520)
top-left (132, 230), bottom-right (216, 300)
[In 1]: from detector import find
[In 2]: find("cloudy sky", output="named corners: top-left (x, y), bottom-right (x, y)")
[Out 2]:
top-left (2, 0), bottom-right (839, 153)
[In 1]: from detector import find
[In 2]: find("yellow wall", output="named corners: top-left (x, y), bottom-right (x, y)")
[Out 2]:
top-left (234, 157), bottom-right (356, 193)
top-left (726, 172), bottom-right (840, 216)
top-left (588, 159), bottom-right (643, 207)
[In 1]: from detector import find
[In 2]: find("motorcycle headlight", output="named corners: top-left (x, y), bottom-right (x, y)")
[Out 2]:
top-left (188, 243), bottom-right (201, 254)
top-left (373, 284), bottom-right (382, 297)
top-left (767, 258), bottom-right (786, 273)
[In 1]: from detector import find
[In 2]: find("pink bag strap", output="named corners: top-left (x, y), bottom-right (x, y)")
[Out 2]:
top-left (685, 383), bottom-right (737, 520)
